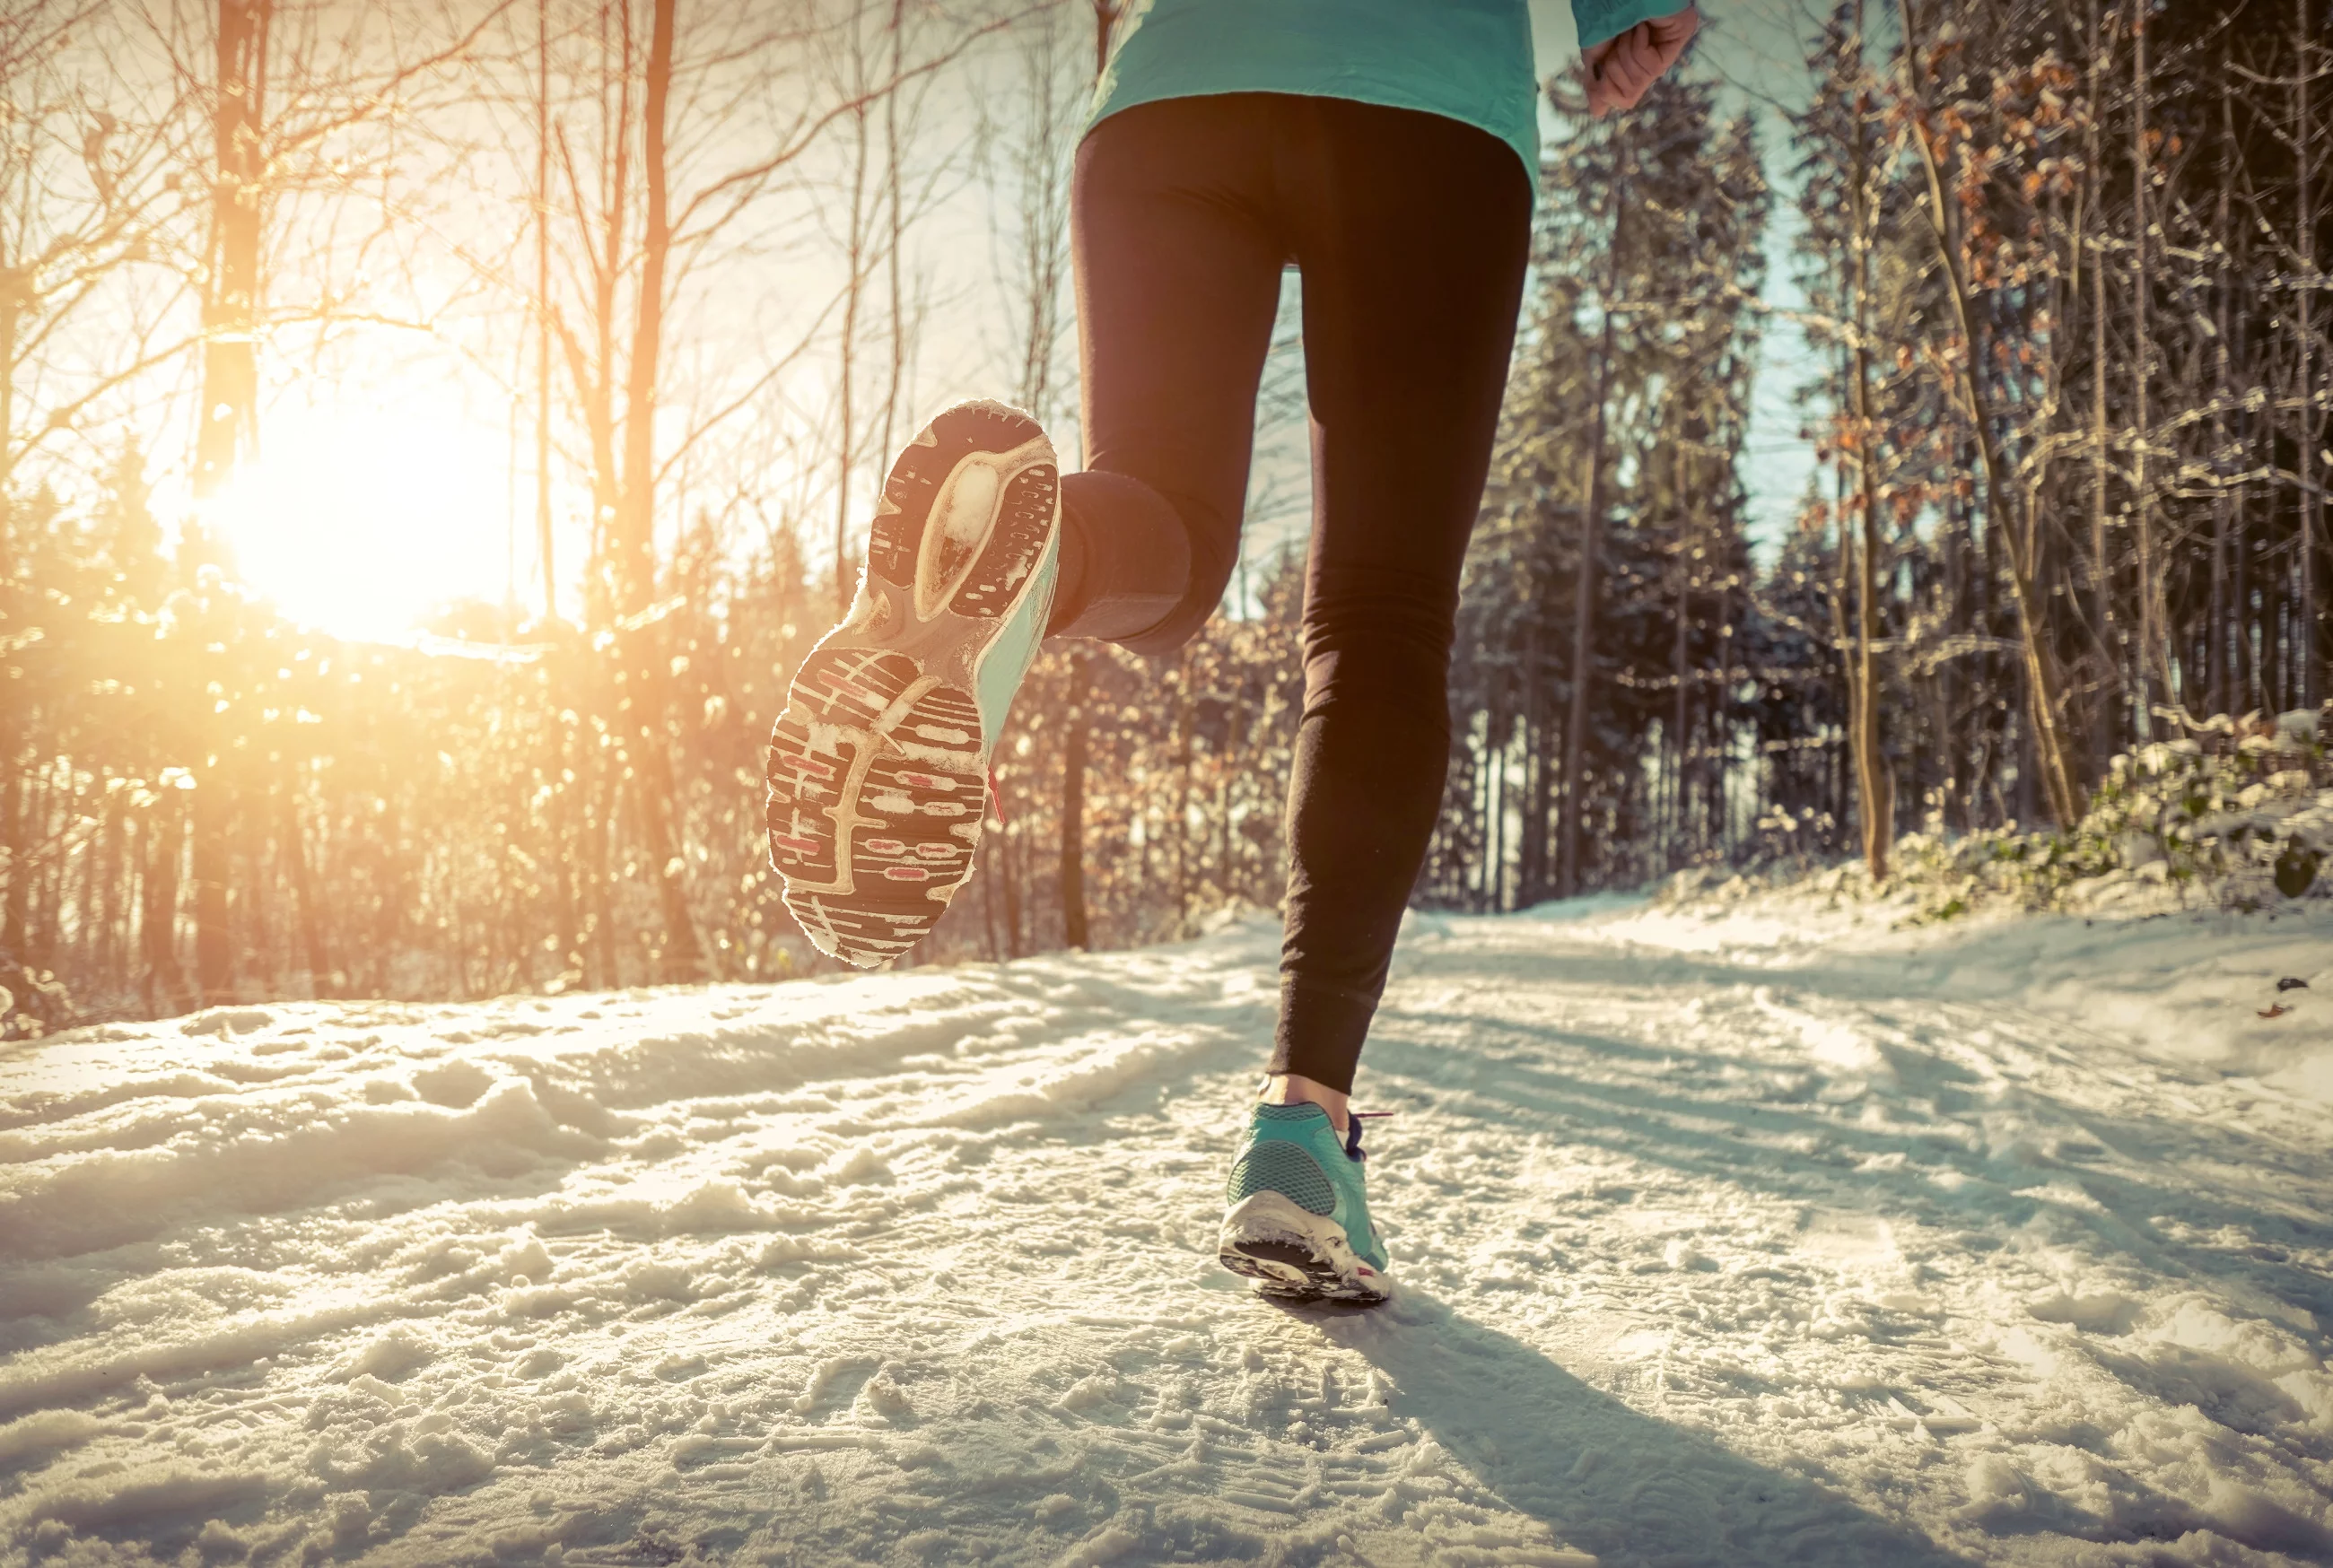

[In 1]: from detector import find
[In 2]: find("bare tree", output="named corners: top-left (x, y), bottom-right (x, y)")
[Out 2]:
top-left (537, 0), bottom-right (1008, 980)
top-left (1559, 131), bottom-right (1628, 901)
top-left (1897, 0), bottom-right (2086, 825)
top-left (142, 0), bottom-right (509, 1004)
top-left (1841, 0), bottom-right (1894, 877)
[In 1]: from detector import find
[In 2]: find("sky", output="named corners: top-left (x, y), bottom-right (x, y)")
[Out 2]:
top-left (1210, 0), bottom-right (1828, 599)
top-left (189, 0), bottom-right (1831, 645)
top-left (1536, 0), bottom-right (1830, 565)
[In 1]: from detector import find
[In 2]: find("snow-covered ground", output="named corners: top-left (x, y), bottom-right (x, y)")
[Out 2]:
top-left (4, 886), bottom-right (2331, 1567)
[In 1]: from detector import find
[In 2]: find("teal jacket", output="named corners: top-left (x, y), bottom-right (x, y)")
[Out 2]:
top-left (1089, 0), bottom-right (1679, 183)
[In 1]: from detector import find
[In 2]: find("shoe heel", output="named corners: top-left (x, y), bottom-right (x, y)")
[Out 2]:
top-left (869, 402), bottom-right (1054, 622)
top-left (1218, 1192), bottom-right (1390, 1305)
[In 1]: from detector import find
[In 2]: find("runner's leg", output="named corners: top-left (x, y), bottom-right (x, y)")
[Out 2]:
top-left (1267, 97), bottom-right (1533, 1093)
top-left (1053, 95), bottom-right (1286, 648)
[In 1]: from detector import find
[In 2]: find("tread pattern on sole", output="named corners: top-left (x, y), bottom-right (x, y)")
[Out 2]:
top-left (765, 649), bottom-right (984, 965)
top-left (1218, 1193), bottom-right (1389, 1305)
top-left (1219, 1237), bottom-right (1389, 1306)
top-left (951, 465), bottom-right (1058, 616)
top-left (869, 403), bottom-right (1053, 618)
top-left (766, 400), bottom-right (1056, 970)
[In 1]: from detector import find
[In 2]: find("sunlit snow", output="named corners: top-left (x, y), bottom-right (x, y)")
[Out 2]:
top-left (4, 888), bottom-right (2330, 1565)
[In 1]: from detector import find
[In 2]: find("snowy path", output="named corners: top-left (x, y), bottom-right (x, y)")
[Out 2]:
top-left (4, 892), bottom-right (2331, 1567)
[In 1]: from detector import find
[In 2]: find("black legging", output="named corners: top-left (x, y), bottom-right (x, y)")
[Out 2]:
top-left (1048, 91), bottom-right (1532, 1094)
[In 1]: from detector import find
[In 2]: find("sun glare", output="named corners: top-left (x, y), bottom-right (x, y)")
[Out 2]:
top-left (202, 396), bottom-right (526, 644)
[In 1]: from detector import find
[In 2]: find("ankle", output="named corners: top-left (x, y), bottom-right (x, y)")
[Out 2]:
top-left (1260, 1073), bottom-right (1350, 1134)
top-left (1043, 515), bottom-right (1088, 637)
top-left (1046, 472), bottom-right (1192, 641)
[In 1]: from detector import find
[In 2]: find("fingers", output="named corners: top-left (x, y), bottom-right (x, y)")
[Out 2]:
top-left (1613, 28), bottom-right (1664, 108)
top-left (1580, 37), bottom-right (1621, 116)
top-left (1585, 57), bottom-right (1615, 118)
top-left (1585, 4), bottom-right (1701, 116)
top-left (1590, 22), bottom-right (1659, 114)
top-left (1647, 4), bottom-right (1701, 48)
top-left (1646, 4), bottom-right (1700, 72)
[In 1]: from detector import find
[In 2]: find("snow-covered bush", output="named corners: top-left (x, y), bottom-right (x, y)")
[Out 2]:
top-left (1889, 707), bottom-right (2330, 919)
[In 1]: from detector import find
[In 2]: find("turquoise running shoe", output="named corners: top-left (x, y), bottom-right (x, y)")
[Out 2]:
top-left (766, 400), bottom-right (1060, 968)
top-left (1218, 1102), bottom-right (1392, 1304)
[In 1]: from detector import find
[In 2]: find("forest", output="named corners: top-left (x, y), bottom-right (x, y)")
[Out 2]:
top-left (0, 0), bottom-right (2326, 1035)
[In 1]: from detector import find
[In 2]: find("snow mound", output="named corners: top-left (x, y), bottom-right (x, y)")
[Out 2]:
top-left (4, 893), bottom-right (2330, 1564)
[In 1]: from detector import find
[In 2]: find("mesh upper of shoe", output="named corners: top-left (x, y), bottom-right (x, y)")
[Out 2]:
top-left (1227, 1138), bottom-right (1337, 1216)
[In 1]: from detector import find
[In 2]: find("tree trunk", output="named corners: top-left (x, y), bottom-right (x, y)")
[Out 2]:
top-left (1943, 451), bottom-right (1970, 827)
top-left (1828, 428), bottom-right (1863, 849)
top-left (1518, 621), bottom-right (1549, 902)
top-left (618, 0), bottom-right (703, 984)
top-left (144, 788), bottom-right (191, 1015)
top-left (1560, 198), bottom-right (1625, 900)
top-left (1060, 652), bottom-right (1090, 948)
top-left (2296, 0), bottom-right (2322, 707)
top-left (1901, 0), bottom-right (2085, 823)
top-left (553, 710), bottom-right (580, 987)
top-left (1843, 22), bottom-right (1893, 877)
top-left (2084, 0), bottom-right (2128, 754)
top-left (2211, 92), bottom-right (2237, 718)
top-left (832, 13), bottom-right (872, 620)
top-left (0, 295), bottom-right (19, 971)
top-left (1173, 653), bottom-right (1194, 934)
top-left (239, 780), bottom-right (273, 996)
top-left (0, 762), bottom-right (23, 964)
top-left (1001, 811), bottom-right (1025, 959)
top-left (190, 759), bottom-right (232, 1006)
top-left (535, 0), bottom-right (556, 622)
top-left (2128, 2), bottom-right (2171, 726)
top-left (588, 755), bottom-right (619, 986)
top-left (187, 0), bottom-right (272, 1011)
top-left (1486, 731), bottom-right (1506, 909)
top-left (1851, 355), bottom-right (1892, 878)
top-left (196, 0), bottom-right (267, 501)
top-left (1672, 439), bottom-right (1692, 867)
top-left (281, 786), bottom-right (331, 997)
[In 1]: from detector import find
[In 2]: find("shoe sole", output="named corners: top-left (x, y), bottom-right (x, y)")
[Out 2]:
top-left (1218, 1192), bottom-right (1391, 1305)
top-left (765, 401), bottom-right (1059, 969)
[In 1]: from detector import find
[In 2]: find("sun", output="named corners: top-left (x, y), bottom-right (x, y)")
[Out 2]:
top-left (202, 390), bottom-right (529, 644)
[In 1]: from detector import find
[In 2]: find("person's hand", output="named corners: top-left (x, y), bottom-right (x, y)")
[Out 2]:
top-left (1582, 4), bottom-right (1700, 117)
